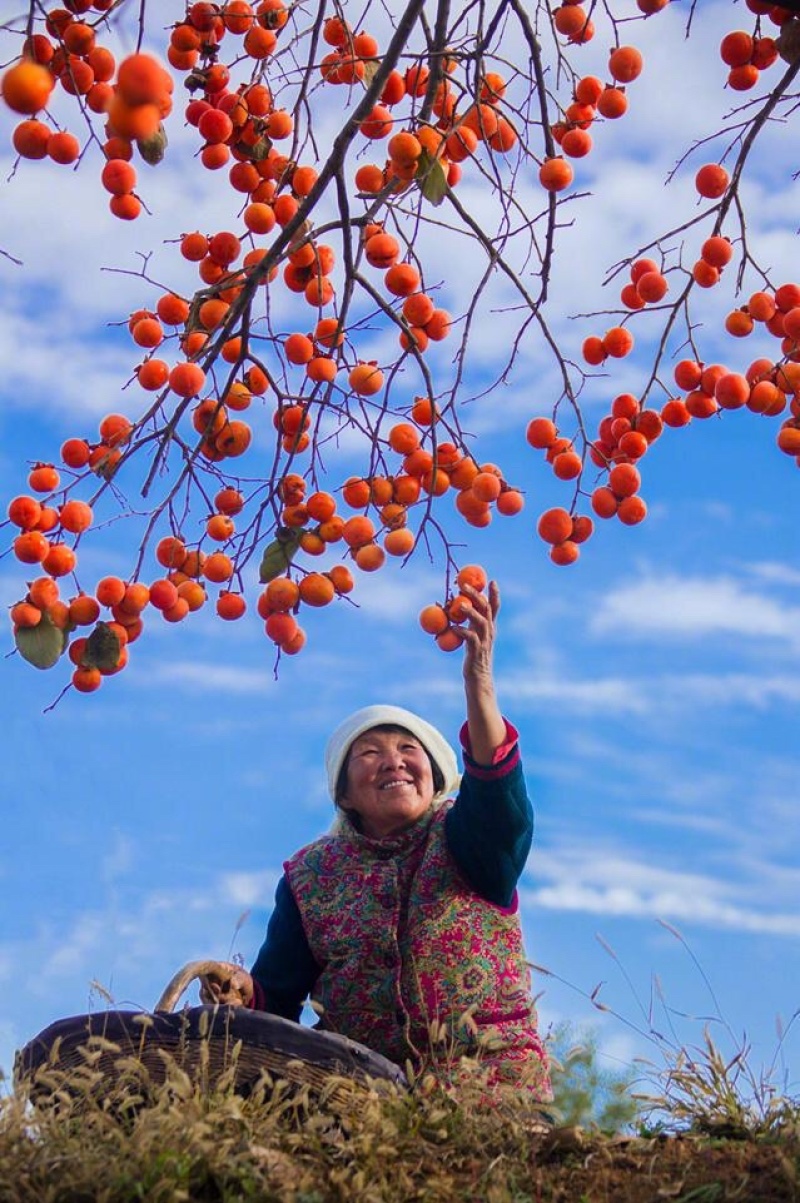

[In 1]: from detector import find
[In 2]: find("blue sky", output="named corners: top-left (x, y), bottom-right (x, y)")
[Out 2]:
top-left (2, 0), bottom-right (799, 1110)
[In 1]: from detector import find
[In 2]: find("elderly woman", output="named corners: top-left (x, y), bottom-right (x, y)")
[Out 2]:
top-left (201, 581), bottom-right (551, 1102)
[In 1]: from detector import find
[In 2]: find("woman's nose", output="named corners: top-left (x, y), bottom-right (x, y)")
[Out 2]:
top-left (380, 747), bottom-right (405, 769)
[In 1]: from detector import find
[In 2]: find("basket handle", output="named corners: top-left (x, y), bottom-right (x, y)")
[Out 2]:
top-left (154, 959), bottom-right (235, 1013)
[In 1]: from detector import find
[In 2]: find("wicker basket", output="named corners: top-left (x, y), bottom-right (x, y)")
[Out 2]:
top-left (14, 960), bottom-right (408, 1106)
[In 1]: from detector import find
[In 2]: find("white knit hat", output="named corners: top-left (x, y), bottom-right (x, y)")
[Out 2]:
top-left (325, 704), bottom-right (461, 803)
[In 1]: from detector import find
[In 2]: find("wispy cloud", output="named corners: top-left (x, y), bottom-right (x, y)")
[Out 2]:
top-left (12, 868), bottom-right (282, 1013)
top-left (522, 847), bottom-right (800, 938)
top-left (745, 561), bottom-right (800, 588)
top-left (661, 671), bottom-right (800, 707)
top-left (500, 669), bottom-right (650, 715)
top-left (338, 565), bottom-right (444, 621)
top-left (0, 868), bottom-right (282, 1074)
top-left (46, 916), bottom-right (109, 978)
top-left (499, 660), bottom-right (800, 721)
top-left (589, 571), bottom-right (800, 648)
top-left (219, 870), bottom-right (282, 908)
top-left (149, 662), bottom-right (275, 692)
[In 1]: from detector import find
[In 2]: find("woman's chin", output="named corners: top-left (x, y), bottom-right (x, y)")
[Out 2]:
top-left (368, 803), bottom-right (431, 838)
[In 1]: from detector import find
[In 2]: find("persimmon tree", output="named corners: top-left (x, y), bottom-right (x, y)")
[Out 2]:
top-left (2, 0), bottom-right (800, 695)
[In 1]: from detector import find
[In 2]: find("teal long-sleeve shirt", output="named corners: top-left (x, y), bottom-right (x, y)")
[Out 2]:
top-left (249, 726), bottom-right (532, 1021)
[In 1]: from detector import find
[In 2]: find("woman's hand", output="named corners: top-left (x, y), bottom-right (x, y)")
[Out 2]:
top-left (461, 579), bottom-right (500, 685)
top-left (198, 961), bottom-right (255, 1008)
top-left (460, 580), bottom-right (507, 764)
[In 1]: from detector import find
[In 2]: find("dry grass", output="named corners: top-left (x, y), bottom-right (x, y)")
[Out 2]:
top-left (5, 925), bottom-right (799, 1203)
top-left (1, 1033), bottom-right (798, 1203)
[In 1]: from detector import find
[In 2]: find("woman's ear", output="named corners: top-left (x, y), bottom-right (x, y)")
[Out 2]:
top-left (334, 755), bottom-right (350, 803)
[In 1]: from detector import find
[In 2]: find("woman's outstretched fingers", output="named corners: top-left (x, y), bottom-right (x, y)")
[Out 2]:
top-left (486, 579), bottom-right (500, 621)
top-left (461, 579), bottom-right (500, 673)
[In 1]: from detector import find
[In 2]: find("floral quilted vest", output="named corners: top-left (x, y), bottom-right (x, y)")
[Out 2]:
top-left (283, 803), bottom-right (551, 1099)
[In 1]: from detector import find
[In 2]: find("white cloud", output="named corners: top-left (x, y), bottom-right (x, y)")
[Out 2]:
top-left (45, 915), bottom-right (108, 978)
top-left (497, 657), bottom-right (800, 721)
top-left (101, 831), bottom-right (136, 884)
top-left (149, 661), bottom-right (275, 692)
top-left (0, 312), bottom-right (134, 425)
top-left (589, 572), bottom-right (800, 648)
top-left (344, 562), bottom-right (444, 619)
top-left (501, 669), bottom-right (650, 715)
top-left (0, 863), bottom-right (290, 1076)
top-left (219, 869), bottom-right (281, 908)
top-left (662, 671), bottom-right (800, 707)
top-left (522, 846), bottom-right (800, 938)
top-left (745, 561), bottom-right (800, 588)
top-left (20, 867), bottom-right (283, 1004)
top-left (693, 501), bottom-right (735, 525)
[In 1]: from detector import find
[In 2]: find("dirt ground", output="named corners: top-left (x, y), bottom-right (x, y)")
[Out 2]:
top-left (525, 1127), bottom-right (799, 1202)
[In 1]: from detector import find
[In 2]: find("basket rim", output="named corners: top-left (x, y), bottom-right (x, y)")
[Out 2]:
top-left (15, 1005), bottom-right (408, 1090)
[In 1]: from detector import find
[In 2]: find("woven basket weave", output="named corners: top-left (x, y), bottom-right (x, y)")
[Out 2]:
top-left (15, 960), bottom-right (408, 1106)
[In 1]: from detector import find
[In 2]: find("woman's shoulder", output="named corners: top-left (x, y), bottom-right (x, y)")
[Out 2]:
top-left (286, 829), bottom-right (337, 863)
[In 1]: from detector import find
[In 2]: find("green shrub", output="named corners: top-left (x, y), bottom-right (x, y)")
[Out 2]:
top-left (547, 1021), bottom-right (640, 1133)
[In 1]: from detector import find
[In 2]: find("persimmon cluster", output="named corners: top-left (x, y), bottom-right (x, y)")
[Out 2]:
top-left (524, 298), bottom-right (800, 571)
top-left (319, 11), bottom-right (520, 200)
top-left (5, 411), bottom-right (217, 691)
top-left (523, 214), bottom-right (800, 558)
top-left (541, 43), bottom-right (644, 195)
top-left (5, 378), bottom-right (529, 687)
top-left (658, 281), bottom-right (800, 435)
top-left (418, 564), bottom-right (491, 652)
top-left (535, 508), bottom-right (594, 566)
top-left (719, 24), bottom-right (779, 91)
top-left (3, 12), bottom-right (173, 219)
top-left (620, 258), bottom-right (669, 311)
top-left (3, 2), bottom-right (115, 168)
top-left (525, 404), bottom-right (650, 564)
top-left (2, 0), bottom-right (800, 695)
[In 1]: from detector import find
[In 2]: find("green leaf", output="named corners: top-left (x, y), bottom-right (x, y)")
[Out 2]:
top-left (259, 527), bottom-right (304, 583)
top-left (416, 149), bottom-right (448, 207)
top-left (238, 135), bottom-right (272, 162)
top-left (136, 123), bottom-right (168, 165)
top-left (14, 611), bottom-right (67, 670)
top-left (83, 622), bottom-right (122, 672)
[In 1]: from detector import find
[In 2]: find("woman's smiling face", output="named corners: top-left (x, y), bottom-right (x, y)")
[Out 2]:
top-left (340, 726), bottom-right (435, 838)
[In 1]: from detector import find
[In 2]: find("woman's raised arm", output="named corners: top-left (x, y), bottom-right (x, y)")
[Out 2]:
top-left (459, 580), bottom-right (507, 764)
